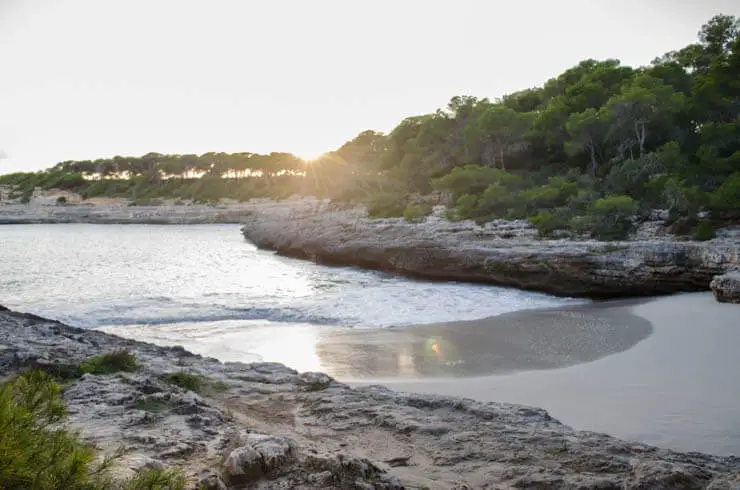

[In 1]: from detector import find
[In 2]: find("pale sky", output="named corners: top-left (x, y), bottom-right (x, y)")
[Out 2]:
top-left (1, 0), bottom-right (738, 173)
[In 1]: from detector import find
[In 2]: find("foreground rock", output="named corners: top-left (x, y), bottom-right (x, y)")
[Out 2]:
top-left (240, 201), bottom-right (740, 298)
top-left (711, 272), bottom-right (740, 303)
top-left (1, 306), bottom-right (739, 488)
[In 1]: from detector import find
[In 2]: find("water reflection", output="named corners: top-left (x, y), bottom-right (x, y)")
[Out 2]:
top-left (312, 301), bottom-right (652, 379)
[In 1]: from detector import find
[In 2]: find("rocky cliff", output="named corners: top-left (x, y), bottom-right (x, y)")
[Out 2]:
top-left (2, 306), bottom-right (740, 488)
top-left (240, 201), bottom-right (740, 298)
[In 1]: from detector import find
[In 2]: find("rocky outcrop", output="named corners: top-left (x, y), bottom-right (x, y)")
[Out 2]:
top-left (711, 272), bottom-right (740, 303)
top-left (2, 305), bottom-right (740, 488)
top-left (240, 201), bottom-right (740, 298)
top-left (0, 202), bottom-right (257, 224)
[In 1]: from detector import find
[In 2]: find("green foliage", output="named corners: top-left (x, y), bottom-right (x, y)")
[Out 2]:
top-left (403, 203), bottom-right (432, 223)
top-left (529, 211), bottom-right (567, 237)
top-left (693, 221), bottom-right (717, 241)
top-left (367, 192), bottom-right (406, 218)
top-left (121, 468), bottom-right (186, 490)
top-left (453, 194), bottom-right (479, 220)
top-left (161, 372), bottom-right (229, 395)
top-left (587, 195), bottom-right (637, 240)
top-left (80, 350), bottom-right (138, 375)
top-left (0, 370), bottom-right (94, 489)
top-left (432, 165), bottom-right (522, 201)
top-left (1, 14), bottom-right (738, 230)
top-left (56, 196), bottom-right (68, 204)
top-left (0, 370), bottom-right (186, 490)
top-left (710, 172), bottom-right (740, 216)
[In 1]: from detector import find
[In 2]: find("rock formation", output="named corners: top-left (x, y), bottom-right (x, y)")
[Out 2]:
top-left (1, 306), bottom-right (739, 488)
top-left (711, 271), bottom-right (740, 304)
top-left (240, 201), bottom-right (740, 298)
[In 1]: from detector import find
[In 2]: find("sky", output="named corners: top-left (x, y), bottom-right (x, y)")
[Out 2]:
top-left (1, 0), bottom-right (739, 174)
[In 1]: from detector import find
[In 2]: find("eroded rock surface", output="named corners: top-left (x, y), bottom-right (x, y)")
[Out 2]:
top-left (1, 306), bottom-right (739, 489)
top-left (240, 201), bottom-right (740, 298)
top-left (711, 272), bottom-right (740, 303)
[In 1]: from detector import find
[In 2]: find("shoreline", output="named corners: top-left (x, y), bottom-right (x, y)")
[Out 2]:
top-left (97, 293), bottom-right (740, 456)
top-left (239, 200), bottom-right (740, 299)
top-left (2, 301), bottom-right (740, 488)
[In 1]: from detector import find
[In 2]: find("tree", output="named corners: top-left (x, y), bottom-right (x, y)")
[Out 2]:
top-left (603, 74), bottom-right (684, 158)
top-left (469, 105), bottom-right (532, 170)
top-left (565, 108), bottom-right (607, 176)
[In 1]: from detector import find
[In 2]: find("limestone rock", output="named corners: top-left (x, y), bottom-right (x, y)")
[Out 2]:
top-left (240, 201), bottom-right (740, 298)
top-left (711, 272), bottom-right (740, 304)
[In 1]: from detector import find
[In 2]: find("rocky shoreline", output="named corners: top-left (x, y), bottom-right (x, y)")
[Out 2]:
top-left (240, 200), bottom-right (740, 298)
top-left (0, 202), bottom-right (255, 224)
top-left (2, 305), bottom-right (740, 489)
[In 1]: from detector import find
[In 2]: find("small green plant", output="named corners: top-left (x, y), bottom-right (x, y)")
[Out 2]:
top-left (133, 397), bottom-right (171, 413)
top-left (56, 196), bottom-right (68, 204)
top-left (162, 372), bottom-right (203, 392)
top-left (161, 372), bottom-right (229, 395)
top-left (403, 203), bottom-right (432, 223)
top-left (693, 220), bottom-right (716, 241)
top-left (80, 350), bottom-right (138, 375)
top-left (122, 468), bottom-right (186, 490)
top-left (528, 211), bottom-right (566, 237)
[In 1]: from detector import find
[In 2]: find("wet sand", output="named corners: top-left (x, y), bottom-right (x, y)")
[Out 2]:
top-left (313, 298), bottom-right (652, 379)
top-left (354, 293), bottom-right (740, 455)
top-left (100, 292), bottom-right (740, 455)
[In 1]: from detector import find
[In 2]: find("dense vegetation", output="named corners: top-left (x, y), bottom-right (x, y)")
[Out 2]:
top-left (2, 15), bottom-right (738, 238)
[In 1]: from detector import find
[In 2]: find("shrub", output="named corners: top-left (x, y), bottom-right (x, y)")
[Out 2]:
top-left (161, 372), bottom-right (229, 395)
top-left (519, 177), bottom-right (579, 213)
top-left (693, 221), bottom-right (716, 241)
top-left (56, 196), bottom-right (68, 204)
top-left (367, 192), bottom-right (405, 218)
top-left (403, 203), bottom-right (432, 223)
top-left (588, 195), bottom-right (637, 240)
top-left (0, 370), bottom-right (94, 488)
top-left (529, 211), bottom-right (567, 237)
top-left (709, 172), bottom-right (740, 217)
top-left (432, 165), bottom-right (522, 201)
top-left (0, 370), bottom-right (187, 489)
top-left (476, 183), bottom-right (516, 220)
top-left (80, 350), bottom-right (138, 375)
top-left (452, 194), bottom-right (479, 220)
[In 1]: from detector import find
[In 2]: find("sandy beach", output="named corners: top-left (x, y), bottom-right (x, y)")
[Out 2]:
top-left (100, 292), bottom-right (740, 456)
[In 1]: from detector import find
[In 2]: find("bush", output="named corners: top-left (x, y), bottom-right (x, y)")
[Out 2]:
top-left (161, 372), bottom-right (228, 395)
top-left (693, 221), bottom-right (716, 241)
top-left (432, 165), bottom-right (522, 201)
top-left (709, 172), bottom-right (740, 217)
top-left (403, 203), bottom-right (432, 223)
top-left (529, 211), bottom-right (567, 237)
top-left (80, 350), bottom-right (138, 375)
top-left (588, 195), bottom-right (637, 240)
top-left (518, 177), bottom-right (579, 213)
top-left (476, 183), bottom-right (516, 220)
top-left (367, 192), bottom-right (405, 218)
top-left (452, 194), bottom-right (479, 220)
top-left (56, 196), bottom-right (68, 204)
top-left (0, 370), bottom-right (186, 489)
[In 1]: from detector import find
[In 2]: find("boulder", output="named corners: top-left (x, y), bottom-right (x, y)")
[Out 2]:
top-left (711, 272), bottom-right (740, 303)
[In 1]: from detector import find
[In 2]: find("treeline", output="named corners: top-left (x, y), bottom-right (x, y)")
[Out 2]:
top-left (2, 15), bottom-right (739, 239)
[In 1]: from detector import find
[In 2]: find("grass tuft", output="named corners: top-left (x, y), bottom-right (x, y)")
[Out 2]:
top-left (161, 372), bottom-right (229, 396)
top-left (80, 350), bottom-right (138, 375)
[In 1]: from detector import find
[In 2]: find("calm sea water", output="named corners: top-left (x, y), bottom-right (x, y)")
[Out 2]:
top-left (0, 224), bottom-right (575, 330)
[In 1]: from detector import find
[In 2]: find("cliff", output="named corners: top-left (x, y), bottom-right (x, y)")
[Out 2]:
top-left (240, 201), bottom-right (740, 298)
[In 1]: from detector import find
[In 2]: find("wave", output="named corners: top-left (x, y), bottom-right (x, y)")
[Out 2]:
top-left (91, 306), bottom-right (346, 328)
